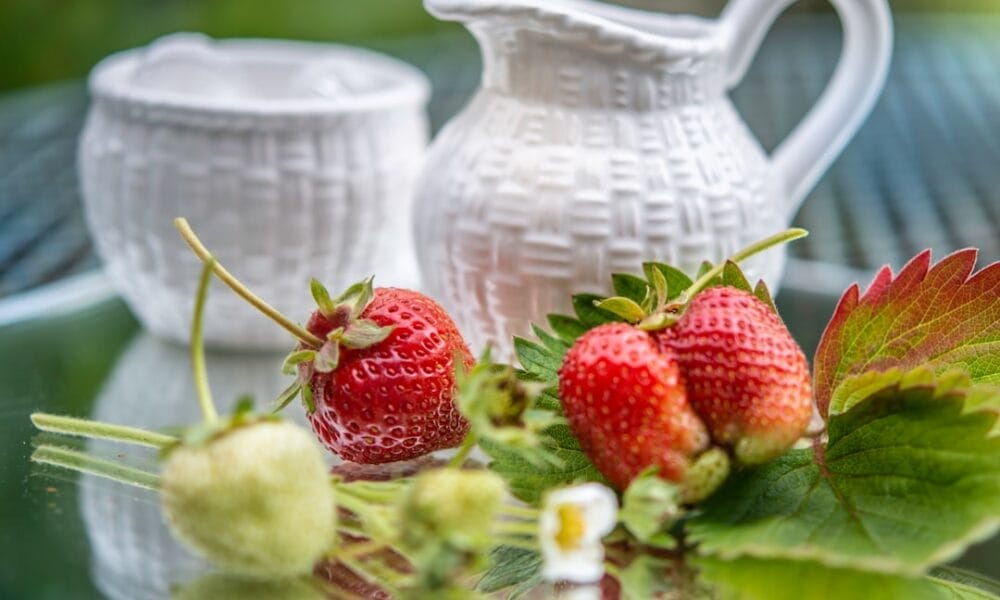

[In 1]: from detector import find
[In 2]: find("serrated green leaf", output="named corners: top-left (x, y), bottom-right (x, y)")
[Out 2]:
top-left (814, 249), bottom-right (1000, 418)
top-left (531, 324), bottom-right (571, 356)
top-left (547, 314), bottom-right (589, 344)
top-left (695, 555), bottom-right (993, 600)
top-left (721, 261), bottom-right (754, 292)
top-left (513, 337), bottom-right (562, 382)
top-left (481, 423), bottom-right (608, 504)
top-left (643, 262), bottom-right (693, 302)
top-left (613, 273), bottom-right (651, 304)
top-left (687, 372), bottom-right (1000, 575)
top-left (477, 546), bottom-right (542, 594)
top-left (572, 293), bottom-right (619, 328)
top-left (595, 297), bottom-right (647, 323)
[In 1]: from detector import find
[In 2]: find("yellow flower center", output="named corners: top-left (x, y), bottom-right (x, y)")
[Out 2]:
top-left (555, 503), bottom-right (587, 551)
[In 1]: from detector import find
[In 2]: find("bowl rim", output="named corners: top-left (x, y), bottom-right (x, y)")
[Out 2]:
top-left (88, 37), bottom-right (431, 121)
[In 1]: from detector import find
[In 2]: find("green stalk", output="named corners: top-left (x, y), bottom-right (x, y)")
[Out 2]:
top-left (447, 433), bottom-right (476, 469)
top-left (681, 228), bottom-right (808, 301)
top-left (498, 503), bottom-right (541, 520)
top-left (175, 218), bottom-right (323, 347)
top-left (336, 482), bottom-right (403, 505)
top-left (31, 445), bottom-right (160, 490)
top-left (338, 556), bottom-right (405, 598)
top-left (495, 520), bottom-right (538, 536)
top-left (335, 490), bottom-right (390, 521)
top-left (191, 260), bottom-right (219, 424)
top-left (31, 413), bottom-right (176, 449)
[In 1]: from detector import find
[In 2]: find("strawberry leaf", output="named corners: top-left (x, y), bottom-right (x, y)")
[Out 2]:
top-left (530, 324), bottom-right (571, 356)
top-left (547, 314), bottom-right (589, 343)
top-left (814, 249), bottom-right (1000, 418)
top-left (572, 293), bottom-right (620, 328)
top-left (613, 273), bottom-right (652, 304)
top-left (513, 337), bottom-right (561, 383)
top-left (477, 546), bottom-right (542, 595)
top-left (695, 555), bottom-right (998, 600)
top-left (927, 566), bottom-right (1000, 598)
top-left (642, 262), bottom-right (693, 301)
top-left (687, 371), bottom-right (1000, 575)
top-left (480, 423), bottom-right (608, 504)
top-left (595, 297), bottom-right (646, 323)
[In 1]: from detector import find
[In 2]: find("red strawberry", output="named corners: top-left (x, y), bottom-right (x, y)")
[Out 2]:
top-left (303, 287), bottom-right (474, 464)
top-left (656, 286), bottom-right (812, 465)
top-left (558, 323), bottom-right (709, 490)
top-left (172, 219), bottom-right (474, 465)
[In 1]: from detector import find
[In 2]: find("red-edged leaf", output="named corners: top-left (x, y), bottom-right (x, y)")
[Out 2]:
top-left (814, 249), bottom-right (1000, 418)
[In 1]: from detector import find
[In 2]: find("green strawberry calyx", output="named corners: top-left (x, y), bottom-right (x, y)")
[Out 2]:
top-left (276, 276), bottom-right (396, 414)
top-left (594, 228), bottom-right (807, 330)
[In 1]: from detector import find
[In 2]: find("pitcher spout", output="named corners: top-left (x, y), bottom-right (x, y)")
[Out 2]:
top-left (426, 0), bottom-right (720, 57)
top-left (425, 0), bottom-right (724, 110)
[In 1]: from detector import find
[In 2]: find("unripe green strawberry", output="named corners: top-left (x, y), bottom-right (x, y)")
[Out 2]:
top-left (400, 468), bottom-right (507, 550)
top-left (558, 323), bottom-right (710, 490)
top-left (656, 286), bottom-right (812, 465)
top-left (161, 421), bottom-right (336, 578)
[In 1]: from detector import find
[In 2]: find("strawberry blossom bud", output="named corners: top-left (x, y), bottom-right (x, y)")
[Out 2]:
top-left (539, 483), bottom-right (618, 584)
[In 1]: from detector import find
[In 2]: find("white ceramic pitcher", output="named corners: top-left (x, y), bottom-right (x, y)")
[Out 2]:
top-left (414, 0), bottom-right (892, 358)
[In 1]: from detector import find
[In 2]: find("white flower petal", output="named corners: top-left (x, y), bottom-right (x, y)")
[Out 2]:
top-left (539, 483), bottom-right (619, 584)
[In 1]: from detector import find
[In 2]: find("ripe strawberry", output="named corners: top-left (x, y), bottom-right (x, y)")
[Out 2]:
top-left (558, 323), bottom-right (709, 490)
top-left (302, 286), bottom-right (473, 464)
top-left (656, 286), bottom-right (812, 465)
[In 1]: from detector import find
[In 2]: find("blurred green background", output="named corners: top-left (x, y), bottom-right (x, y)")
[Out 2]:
top-left (2, 0), bottom-right (999, 92)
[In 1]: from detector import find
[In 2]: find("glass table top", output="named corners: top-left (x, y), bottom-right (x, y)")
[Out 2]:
top-left (2, 288), bottom-right (997, 599)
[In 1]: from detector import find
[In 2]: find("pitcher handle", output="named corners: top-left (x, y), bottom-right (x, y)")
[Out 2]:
top-left (720, 0), bottom-right (892, 218)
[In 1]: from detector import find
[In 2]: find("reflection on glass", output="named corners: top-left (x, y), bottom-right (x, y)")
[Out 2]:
top-left (78, 333), bottom-right (306, 599)
top-left (171, 573), bottom-right (329, 600)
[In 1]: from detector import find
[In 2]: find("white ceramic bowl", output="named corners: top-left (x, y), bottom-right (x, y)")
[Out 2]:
top-left (79, 34), bottom-right (430, 350)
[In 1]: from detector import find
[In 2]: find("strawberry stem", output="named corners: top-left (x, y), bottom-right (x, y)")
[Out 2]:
top-left (174, 218), bottom-right (324, 348)
top-left (683, 228), bottom-right (808, 301)
top-left (31, 445), bottom-right (160, 490)
top-left (191, 259), bottom-right (220, 424)
top-left (447, 434), bottom-right (476, 469)
top-left (30, 413), bottom-right (176, 449)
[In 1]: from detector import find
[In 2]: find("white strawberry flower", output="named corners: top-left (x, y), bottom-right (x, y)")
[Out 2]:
top-left (539, 483), bottom-right (619, 583)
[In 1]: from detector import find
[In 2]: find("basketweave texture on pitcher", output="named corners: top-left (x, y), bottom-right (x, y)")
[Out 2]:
top-left (415, 0), bottom-right (892, 358)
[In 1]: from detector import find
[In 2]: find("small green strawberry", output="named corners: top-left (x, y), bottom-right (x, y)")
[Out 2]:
top-left (161, 420), bottom-right (336, 579)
